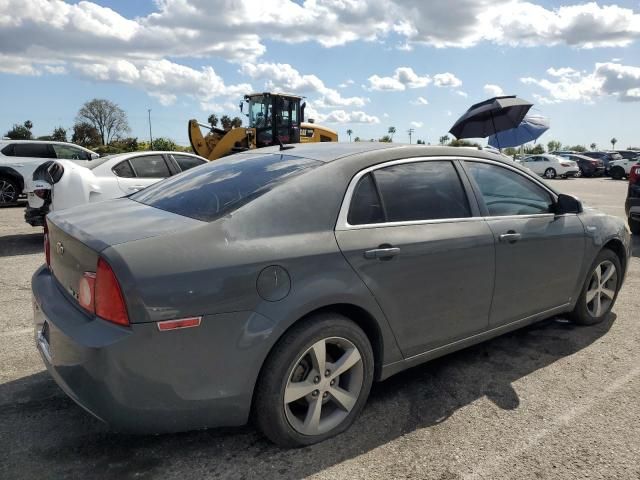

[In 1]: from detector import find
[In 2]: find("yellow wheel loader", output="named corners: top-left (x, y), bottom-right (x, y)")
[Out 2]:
top-left (189, 92), bottom-right (338, 161)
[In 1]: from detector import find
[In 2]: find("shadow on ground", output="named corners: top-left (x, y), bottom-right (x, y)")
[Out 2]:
top-left (0, 233), bottom-right (43, 258)
top-left (0, 314), bottom-right (615, 480)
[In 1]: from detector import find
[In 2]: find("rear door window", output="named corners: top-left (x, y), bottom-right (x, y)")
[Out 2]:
top-left (12, 143), bottom-right (55, 158)
top-left (371, 161), bottom-right (471, 222)
top-left (347, 173), bottom-right (384, 225)
top-left (129, 155), bottom-right (171, 178)
top-left (131, 154), bottom-right (319, 222)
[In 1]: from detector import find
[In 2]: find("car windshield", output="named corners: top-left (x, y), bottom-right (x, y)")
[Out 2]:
top-left (131, 153), bottom-right (320, 222)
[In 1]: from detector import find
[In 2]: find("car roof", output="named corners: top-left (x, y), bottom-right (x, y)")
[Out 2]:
top-left (235, 142), bottom-right (511, 164)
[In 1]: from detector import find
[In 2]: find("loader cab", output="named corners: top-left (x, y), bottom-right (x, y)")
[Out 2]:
top-left (245, 93), bottom-right (303, 148)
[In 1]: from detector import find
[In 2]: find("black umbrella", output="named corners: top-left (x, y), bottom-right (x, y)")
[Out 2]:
top-left (449, 96), bottom-right (533, 147)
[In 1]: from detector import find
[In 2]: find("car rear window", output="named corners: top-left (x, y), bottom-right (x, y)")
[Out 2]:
top-left (131, 154), bottom-right (320, 222)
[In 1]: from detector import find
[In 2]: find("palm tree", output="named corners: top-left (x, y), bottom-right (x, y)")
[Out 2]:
top-left (590, 142), bottom-right (597, 150)
top-left (388, 126), bottom-right (396, 141)
top-left (346, 129), bottom-right (353, 142)
top-left (439, 135), bottom-right (450, 145)
top-left (611, 137), bottom-right (617, 149)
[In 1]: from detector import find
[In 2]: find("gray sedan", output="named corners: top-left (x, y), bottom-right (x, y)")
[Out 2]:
top-left (32, 143), bottom-right (631, 447)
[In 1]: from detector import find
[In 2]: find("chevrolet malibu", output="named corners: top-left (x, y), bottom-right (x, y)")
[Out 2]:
top-left (33, 143), bottom-right (631, 447)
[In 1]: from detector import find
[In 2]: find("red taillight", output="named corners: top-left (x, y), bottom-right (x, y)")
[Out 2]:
top-left (94, 258), bottom-right (129, 326)
top-left (630, 165), bottom-right (640, 185)
top-left (43, 224), bottom-right (50, 267)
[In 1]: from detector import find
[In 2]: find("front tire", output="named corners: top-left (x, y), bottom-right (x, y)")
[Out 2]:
top-left (569, 249), bottom-right (622, 325)
top-left (254, 313), bottom-right (374, 447)
top-left (544, 168), bottom-right (557, 179)
top-left (610, 166), bottom-right (625, 180)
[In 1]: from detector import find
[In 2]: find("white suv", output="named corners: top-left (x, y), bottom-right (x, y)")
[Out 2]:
top-left (0, 140), bottom-right (98, 205)
top-left (608, 155), bottom-right (640, 180)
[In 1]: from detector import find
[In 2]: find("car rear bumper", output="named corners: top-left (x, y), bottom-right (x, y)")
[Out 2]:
top-left (561, 169), bottom-right (579, 177)
top-left (626, 197), bottom-right (640, 220)
top-left (32, 265), bottom-right (277, 433)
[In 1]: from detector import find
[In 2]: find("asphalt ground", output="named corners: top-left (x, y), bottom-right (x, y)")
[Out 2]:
top-left (0, 176), bottom-right (638, 480)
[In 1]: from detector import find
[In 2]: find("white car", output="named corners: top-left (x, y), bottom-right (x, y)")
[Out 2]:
top-left (520, 154), bottom-right (579, 179)
top-left (0, 140), bottom-right (98, 205)
top-left (25, 151), bottom-right (206, 226)
top-left (608, 156), bottom-right (640, 180)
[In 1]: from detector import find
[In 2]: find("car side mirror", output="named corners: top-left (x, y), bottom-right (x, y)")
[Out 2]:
top-left (554, 193), bottom-right (582, 215)
top-left (90, 153), bottom-right (100, 160)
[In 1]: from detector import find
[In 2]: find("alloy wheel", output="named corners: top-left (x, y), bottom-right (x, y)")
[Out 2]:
top-left (0, 180), bottom-right (17, 204)
top-left (544, 168), bottom-right (556, 179)
top-left (585, 260), bottom-right (618, 317)
top-left (284, 337), bottom-right (364, 436)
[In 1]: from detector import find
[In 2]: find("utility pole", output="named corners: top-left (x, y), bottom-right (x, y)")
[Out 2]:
top-left (148, 109), bottom-right (153, 150)
top-left (407, 128), bottom-right (414, 144)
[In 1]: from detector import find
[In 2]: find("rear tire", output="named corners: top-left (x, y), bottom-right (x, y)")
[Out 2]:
top-left (629, 217), bottom-right (640, 235)
top-left (544, 168), bottom-right (556, 179)
top-left (0, 177), bottom-right (20, 205)
top-left (568, 249), bottom-right (622, 325)
top-left (254, 313), bottom-right (374, 447)
top-left (610, 166), bottom-right (625, 180)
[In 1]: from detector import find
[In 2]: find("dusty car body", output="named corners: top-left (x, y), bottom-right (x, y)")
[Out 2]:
top-left (33, 143), bottom-right (631, 446)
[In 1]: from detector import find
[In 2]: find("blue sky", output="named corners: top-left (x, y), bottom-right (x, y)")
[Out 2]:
top-left (1, 0), bottom-right (640, 148)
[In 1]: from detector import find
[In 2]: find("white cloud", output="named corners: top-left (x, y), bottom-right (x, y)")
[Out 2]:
top-left (455, 90), bottom-right (468, 97)
top-left (433, 72), bottom-right (462, 88)
top-left (521, 62), bottom-right (640, 103)
top-left (241, 62), bottom-right (368, 107)
top-left (411, 96), bottom-right (429, 105)
top-left (484, 84), bottom-right (505, 96)
top-left (338, 79), bottom-right (355, 88)
top-left (368, 67), bottom-right (431, 91)
top-left (410, 121), bottom-right (424, 128)
top-left (315, 110), bottom-right (381, 124)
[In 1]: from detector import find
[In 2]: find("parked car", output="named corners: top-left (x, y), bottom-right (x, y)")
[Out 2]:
top-left (520, 154), bottom-right (579, 179)
top-left (32, 143), bottom-right (630, 447)
top-left (581, 151), bottom-right (623, 174)
top-left (24, 151), bottom-right (206, 226)
top-left (0, 140), bottom-right (98, 205)
top-left (557, 153), bottom-right (605, 177)
top-left (625, 164), bottom-right (640, 234)
top-left (608, 155), bottom-right (640, 180)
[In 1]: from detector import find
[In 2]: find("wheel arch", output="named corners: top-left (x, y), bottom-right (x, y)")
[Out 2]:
top-left (602, 237), bottom-right (627, 277)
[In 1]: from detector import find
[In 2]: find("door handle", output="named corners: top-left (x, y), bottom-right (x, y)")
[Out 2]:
top-left (364, 247), bottom-right (401, 260)
top-left (499, 231), bottom-right (521, 244)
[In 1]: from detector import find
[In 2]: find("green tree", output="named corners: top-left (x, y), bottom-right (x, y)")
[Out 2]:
top-left (230, 116), bottom-right (243, 128)
top-left (439, 135), bottom-right (450, 145)
top-left (416, 139), bottom-right (425, 144)
top-left (547, 140), bottom-right (562, 152)
top-left (71, 122), bottom-right (101, 147)
top-left (76, 98), bottom-right (130, 145)
top-left (450, 139), bottom-right (480, 147)
top-left (379, 135), bottom-right (392, 143)
top-left (207, 114), bottom-right (219, 128)
top-left (611, 137), bottom-right (617, 149)
top-left (6, 120), bottom-right (33, 140)
top-left (526, 144), bottom-right (545, 154)
top-left (152, 137), bottom-right (178, 151)
top-left (590, 143), bottom-right (597, 150)
top-left (354, 136), bottom-right (361, 142)
top-left (220, 115), bottom-right (232, 130)
top-left (387, 126), bottom-right (396, 141)
top-left (51, 126), bottom-right (67, 142)
top-left (346, 129), bottom-right (353, 142)
top-left (568, 145), bottom-right (587, 152)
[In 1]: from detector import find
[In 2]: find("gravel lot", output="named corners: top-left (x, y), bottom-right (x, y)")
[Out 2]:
top-left (1, 177), bottom-right (638, 480)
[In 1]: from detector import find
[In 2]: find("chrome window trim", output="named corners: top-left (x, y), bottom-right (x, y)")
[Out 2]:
top-left (335, 156), bottom-right (560, 231)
